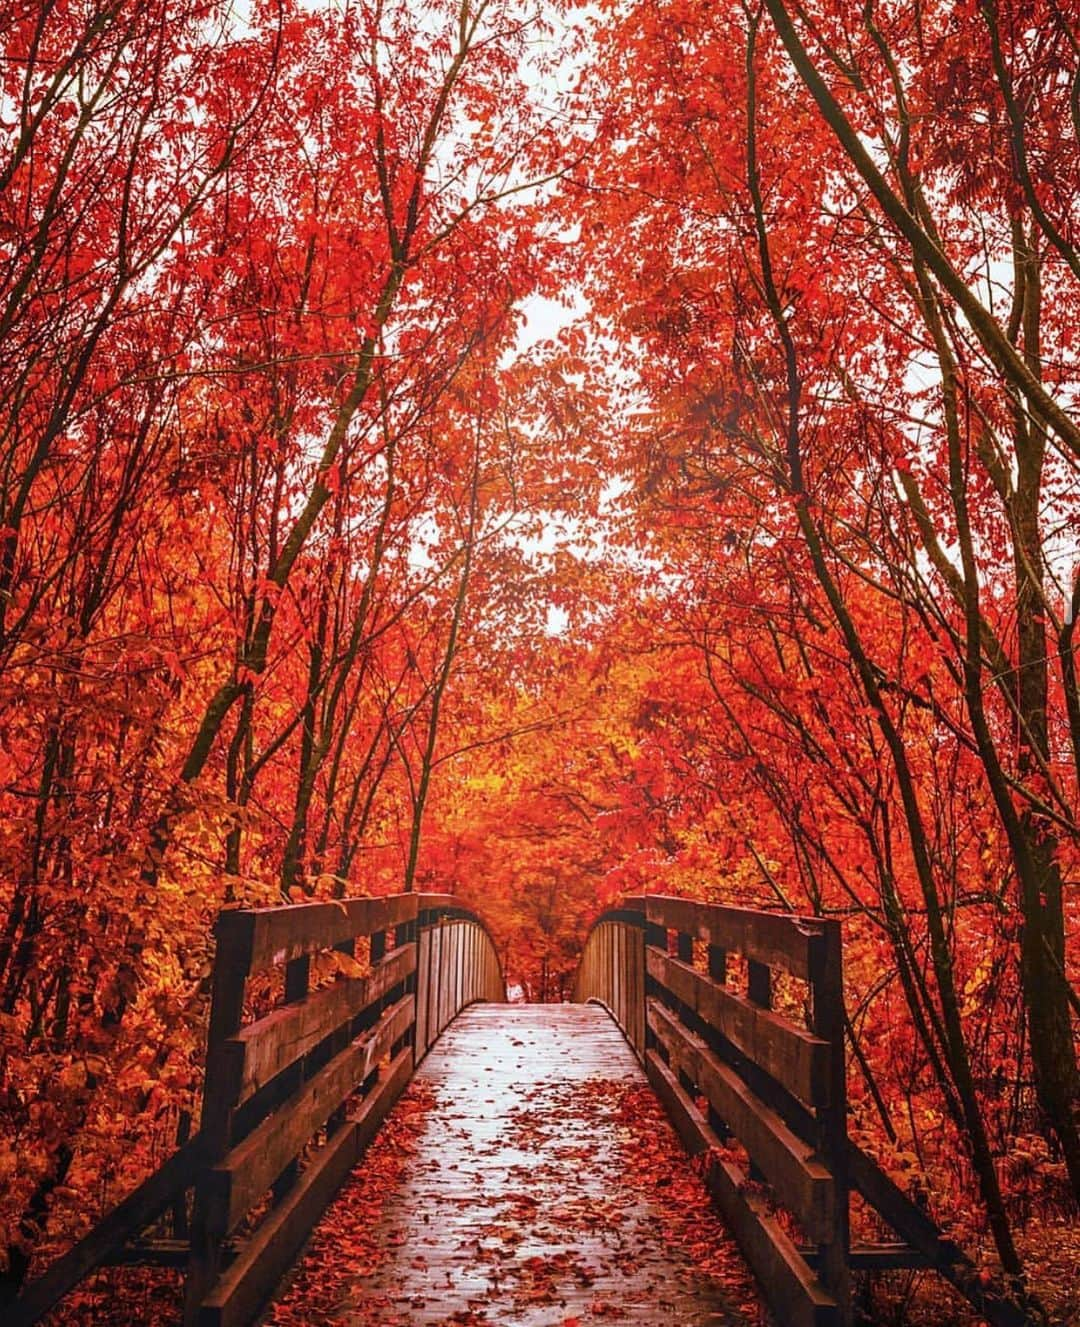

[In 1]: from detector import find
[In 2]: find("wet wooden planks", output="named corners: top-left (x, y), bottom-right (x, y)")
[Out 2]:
top-left (327, 1003), bottom-right (759, 1325)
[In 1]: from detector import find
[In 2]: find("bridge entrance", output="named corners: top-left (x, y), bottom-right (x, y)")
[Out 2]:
top-left (12, 894), bottom-right (1035, 1327)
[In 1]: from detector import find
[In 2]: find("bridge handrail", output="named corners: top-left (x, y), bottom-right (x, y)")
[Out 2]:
top-left (571, 897), bottom-right (646, 1058)
top-left (414, 894), bottom-right (506, 1060)
top-left (185, 891), bottom-right (504, 1325)
top-left (8, 891), bottom-right (504, 1327)
top-left (574, 894), bottom-right (849, 1327)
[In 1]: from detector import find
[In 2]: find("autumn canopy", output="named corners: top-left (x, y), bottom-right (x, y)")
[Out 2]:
top-left (0, 0), bottom-right (1078, 1316)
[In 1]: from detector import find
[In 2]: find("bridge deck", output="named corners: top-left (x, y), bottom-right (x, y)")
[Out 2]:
top-left (269, 1003), bottom-right (763, 1325)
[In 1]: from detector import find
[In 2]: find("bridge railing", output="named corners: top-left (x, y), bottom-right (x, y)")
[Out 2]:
top-left (575, 895), bottom-right (1036, 1327)
top-left (185, 892), bottom-right (504, 1326)
top-left (575, 894), bottom-right (849, 1327)
top-left (571, 897), bottom-right (646, 1059)
top-left (414, 894), bottom-right (505, 1059)
top-left (8, 891), bottom-right (503, 1327)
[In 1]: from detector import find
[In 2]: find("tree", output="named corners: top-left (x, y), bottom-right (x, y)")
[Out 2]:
top-left (559, 0), bottom-right (1079, 1276)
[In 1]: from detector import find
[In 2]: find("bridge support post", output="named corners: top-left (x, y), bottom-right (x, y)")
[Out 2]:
top-left (183, 915), bottom-right (250, 1327)
top-left (810, 920), bottom-right (851, 1325)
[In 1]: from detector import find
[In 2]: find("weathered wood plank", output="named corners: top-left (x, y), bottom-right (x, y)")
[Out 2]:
top-left (807, 915), bottom-right (849, 1317)
top-left (646, 896), bottom-right (822, 980)
top-left (415, 892), bottom-right (456, 914)
top-left (208, 994), bottom-right (415, 1234)
top-left (7, 1136), bottom-right (205, 1327)
top-left (647, 947), bottom-right (830, 1106)
top-left (197, 1048), bottom-right (413, 1327)
top-left (307, 1005), bottom-right (757, 1327)
top-left (414, 926), bottom-right (431, 1057)
top-left (103, 1239), bottom-right (192, 1268)
top-left (229, 944), bottom-right (415, 1104)
top-left (648, 999), bottom-right (835, 1241)
top-left (429, 925), bottom-right (443, 1040)
top-left (646, 1050), bottom-right (839, 1327)
top-left (219, 896), bottom-right (418, 973)
top-left (801, 1243), bottom-right (929, 1272)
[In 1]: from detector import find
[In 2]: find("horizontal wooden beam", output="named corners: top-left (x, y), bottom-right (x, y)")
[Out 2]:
top-left (198, 1048), bottom-right (413, 1327)
top-left (208, 995), bottom-right (414, 1235)
top-left (801, 1243), bottom-right (928, 1272)
top-left (217, 896), bottom-right (417, 974)
top-left (229, 944), bottom-right (415, 1105)
top-left (647, 948), bottom-right (830, 1106)
top-left (646, 1051), bottom-right (839, 1327)
top-left (648, 999), bottom-right (835, 1241)
top-left (414, 893), bottom-right (456, 914)
top-left (646, 896), bottom-right (828, 981)
top-left (103, 1239), bottom-right (191, 1268)
top-left (847, 1145), bottom-right (1033, 1327)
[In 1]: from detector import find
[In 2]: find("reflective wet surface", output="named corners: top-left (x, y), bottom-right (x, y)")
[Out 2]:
top-left (337, 1004), bottom-right (758, 1325)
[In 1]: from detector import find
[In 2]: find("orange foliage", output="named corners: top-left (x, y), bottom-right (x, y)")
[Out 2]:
top-left (1, 0), bottom-right (1078, 1311)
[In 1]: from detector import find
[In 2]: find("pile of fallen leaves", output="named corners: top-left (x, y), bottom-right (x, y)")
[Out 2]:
top-left (611, 1083), bottom-right (770, 1322)
top-left (263, 1080), bottom-right (436, 1325)
top-left (41, 1262), bottom-right (183, 1327)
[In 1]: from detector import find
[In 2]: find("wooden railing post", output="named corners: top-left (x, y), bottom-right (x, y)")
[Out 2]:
top-left (327, 935), bottom-right (356, 1135)
top-left (809, 920), bottom-right (851, 1325)
top-left (184, 914), bottom-right (252, 1327)
top-left (272, 956), bottom-right (311, 1200)
top-left (643, 912), bottom-right (666, 1059)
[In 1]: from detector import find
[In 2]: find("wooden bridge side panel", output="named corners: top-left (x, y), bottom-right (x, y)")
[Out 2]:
top-left (17, 895), bottom-right (507, 1327)
top-left (647, 947), bottom-right (830, 1106)
top-left (229, 944), bottom-right (416, 1105)
top-left (413, 915), bottom-right (503, 1065)
top-left (575, 919), bottom-right (647, 1063)
top-left (578, 900), bottom-right (851, 1323)
top-left (185, 917), bottom-right (252, 1322)
top-left (197, 1048), bottom-right (413, 1327)
top-left (207, 995), bottom-right (415, 1236)
top-left (645, 896), bottom-right (818, 980)
top-left (226, 895), bottom-right (418, 972)
top-left (200, 903), bottom-right (502, 1324)
top-left (647, 1050), bottom-right (839, 1327)
top-left (648, 998), bottom-right (835, 1242)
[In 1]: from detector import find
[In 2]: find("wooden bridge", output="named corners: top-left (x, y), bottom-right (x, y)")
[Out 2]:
top-left (11, 895), bottom-right (1034, 1327)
